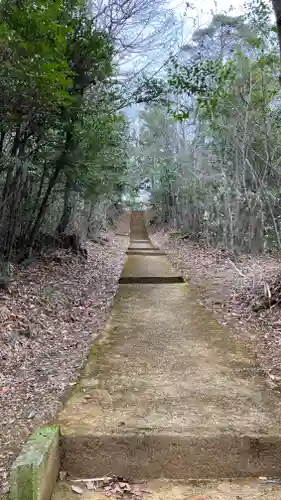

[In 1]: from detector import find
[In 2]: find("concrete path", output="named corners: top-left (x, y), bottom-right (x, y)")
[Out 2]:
top-left (53, 211), bottom-right (281, 499)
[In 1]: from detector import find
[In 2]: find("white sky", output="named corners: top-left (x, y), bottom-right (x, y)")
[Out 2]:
top-left (170, 0), bottom-right (244, 22)
top-left (122, 0), bottom-right (246, 77)
top-left (124, 0), bottom-right (262, 120)
top-left (169, 0), bottom-right (245, 43)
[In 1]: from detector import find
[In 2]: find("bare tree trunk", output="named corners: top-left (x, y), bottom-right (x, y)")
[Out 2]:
top-left (26, 163), bottom-right (63, 252)
top-left (5, 165), bottom-right (27, 260)
top-left (1, 127), bottom-right (21, 205)
top-left (0, 129), bottom-right (5, 155)
top-left (56, 173), bottom-right (73, 234)
top-left (26, 129), bottom-right (73, 252)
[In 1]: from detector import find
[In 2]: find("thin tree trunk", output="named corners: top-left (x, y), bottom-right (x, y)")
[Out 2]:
top-left (26, 129), bottom-right (73, 252)
top-left (5, 165), bottom-right (26, 260)
top-left (1, 127), bottom-right (21, 204)
top-left (0, 129), bottom-right (5, 155)
top-left (24, 162), bottom-right (49, 236)
top-left (56, 173), bottom-right (73, 234)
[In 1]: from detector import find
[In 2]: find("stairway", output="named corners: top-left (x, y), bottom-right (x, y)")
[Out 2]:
top-left (52, 211), bottom-right (281, 499)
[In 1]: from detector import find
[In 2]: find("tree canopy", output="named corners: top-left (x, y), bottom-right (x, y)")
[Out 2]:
top-left (1, 0), bottom-right (281, 266)
top-left (129, 0), bottom-right (281, 253)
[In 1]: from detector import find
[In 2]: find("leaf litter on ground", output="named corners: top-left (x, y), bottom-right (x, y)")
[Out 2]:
top-left (0, 213), bottom-right (130, 497)
top-left (69, 476), bottom-right (152, 499)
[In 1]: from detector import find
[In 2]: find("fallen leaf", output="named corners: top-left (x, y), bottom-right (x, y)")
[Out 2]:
top-left (59, 470), bottom-right (67, 480)
top-left (186, 497), bottom-right (207, 500)
top-left (72, 477), bottom-right (112, 483)
top-left (2, 484), bottom-right (9, 494)
top-left (71, 485), bottom-right (84, 494)
top-left (86, 481), bottom-right (95, 490)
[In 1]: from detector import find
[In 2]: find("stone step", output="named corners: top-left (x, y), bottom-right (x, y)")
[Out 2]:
top-left (119, 276), bottom-right (184, 283)
top-left (121, 255), bottom-right (182, 278)
top-left (60, 432), bottom-right (281, 480)
top-left (128, 243), bottom-right (155, 249)
top-left (126, 251), bottom-right (166, 256)
top-left (128, 248), bottom-right (157, 251)
top-left (57, 282), bottom-right (281, 481)
top-left (54, 211), bottom-right (281, 496)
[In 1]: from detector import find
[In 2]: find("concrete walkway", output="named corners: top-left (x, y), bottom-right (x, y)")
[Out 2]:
top-left (53, 211), bottom-right (281, 499)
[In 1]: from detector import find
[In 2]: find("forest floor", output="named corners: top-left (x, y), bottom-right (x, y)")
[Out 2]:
top-left (150, 226), bottom-right (281, 391)
top-left (0, 213), bottom-right (130, 496)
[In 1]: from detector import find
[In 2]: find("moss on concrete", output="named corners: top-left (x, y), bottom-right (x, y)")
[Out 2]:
top-left (10, 426), bottom-right (60, 500)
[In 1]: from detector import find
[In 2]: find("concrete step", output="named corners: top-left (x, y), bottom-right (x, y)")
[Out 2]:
top-left (128, 243), bottom-right (155, 249)
top-left (119, 276), bottom-right (184, 283)
top-left (127, 249), bottom-right (162, 253)
top-left (60, 432), bottom-right (281, 479)
top-left (126, 251), bottom-right (166, 256)
top-left (121, 255), bottom-right (182, 278)
top-left (54, 211), bottom-right (281, 494)
top-left (130, 239), bottom-right (152, 243)
top-left (57, 282), bottom-right (281, 480)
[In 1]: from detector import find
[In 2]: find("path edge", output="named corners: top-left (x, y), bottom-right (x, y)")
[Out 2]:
top-left (9, 425), bottom-right (60, 500)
